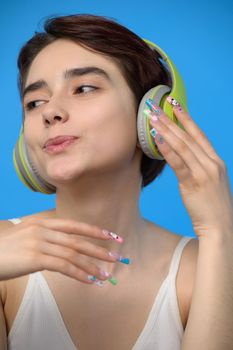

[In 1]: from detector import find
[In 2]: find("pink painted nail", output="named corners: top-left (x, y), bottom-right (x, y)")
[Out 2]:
top-left (149, 114), bottom-right (159, 122)
top-left (102, 230), bottom-right (124, 243)
top-left (166, 96), bottom-right (181, 108)
top-left (99, 270), bottom-right (112, 278)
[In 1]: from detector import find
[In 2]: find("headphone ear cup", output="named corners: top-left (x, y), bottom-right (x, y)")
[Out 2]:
top-left (13, 130), bottom-right (56, 194)
top-left (137, 85), bottom-right (171, 160)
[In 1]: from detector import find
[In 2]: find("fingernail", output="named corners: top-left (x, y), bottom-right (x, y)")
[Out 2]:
top-left (150, 128), bottom-right (157, 139)
top-left (108, 277), bottom-right (118, 285)
top-left (102, 230), bottom-right (124, 243)
top-left (94, 280), bottom-right (104, 287)
top-left (143, 109), bottom-right (153, 119)
top-left (166, 96), bottom-right (182, 110)
top-left (88, 275), bottom-right (97, 281)
top-left (149, 114), bottom-right (159, 122)
top-left (109, 251), bottom-right (131, 264)
top-left (145, 98), bottom-right (163, 116)
top-left (156, 133), bottom-right (165, 144)
top-left (99, 270), bottom-right (112, 278)
top-left (87, 275), bottom-right (104, 287)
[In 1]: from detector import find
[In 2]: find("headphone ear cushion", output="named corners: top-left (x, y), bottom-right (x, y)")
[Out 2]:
top-left (13, 131), bottom-right (56, 194)
top-left (137, 85), bottom-right (171, 160)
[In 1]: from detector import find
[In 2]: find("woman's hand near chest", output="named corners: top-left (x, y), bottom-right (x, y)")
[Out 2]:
top-left (0, 217), bottom-right (125, 285)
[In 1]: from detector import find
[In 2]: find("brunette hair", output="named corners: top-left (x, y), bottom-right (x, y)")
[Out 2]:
top-left (17, 14), bottom-right (172, 189)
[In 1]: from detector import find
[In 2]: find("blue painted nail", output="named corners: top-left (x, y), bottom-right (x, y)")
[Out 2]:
top-left (119, 257), bottom-right (130, 264)
top-left (88, 275), bottom-right (97, 281)
top-left (109, 252), bottom-right (131, 264)
top-left (145, 99), bottom-right (163, 116)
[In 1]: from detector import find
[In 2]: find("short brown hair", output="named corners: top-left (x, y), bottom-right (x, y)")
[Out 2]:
top-left (17, 14), bottom-right (172, 189)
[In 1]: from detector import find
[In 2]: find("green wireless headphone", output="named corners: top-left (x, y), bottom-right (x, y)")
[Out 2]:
top-left (13, 38), bottom-right (188, 195)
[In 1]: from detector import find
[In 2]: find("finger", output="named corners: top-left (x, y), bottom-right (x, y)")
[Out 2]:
top-left (41, 229), bottom-right (117, 263)
top-left (25, 217), bottom-right (123, 243)
top-left (149, 115), bottom-right (207, 181)
top-left (167, 96), bottom-right (221, 162)
top-left (37, 240), bottom-right (112, 282)
top-left (38, 252), bottom-right (98, 284)
top-left (153, 132), bottom-right (193, 185)
top-left (152, 103), bottom-right (218, 173)
top-left (149, 93), bottom-right (222, 180)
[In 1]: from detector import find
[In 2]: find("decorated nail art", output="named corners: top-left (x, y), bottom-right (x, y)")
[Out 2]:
top-left (109, 251), bottom-right (131, 264)
top-left (88, 274), bottom-right (117, 286)
top-left (102, 230), bottom-right (124, 243)
top-left (143, 108), bottom-right (153, 118)
top-left (149, 114), bottom-right (159, 122)
top-left (156, 134), bottom-right (165, 144)
top-left (99, 270), bottom-right (111, 278)
top-left (108, 277), bottom-right (118, 285)
top-left (167, 96), bottom-right (182, 111)
top-left (87, 275), bottom-right (104, 287)
top-left (145, 98), bottom-right (163, 116)
top-left (150, 128), bottom-right (157, 139)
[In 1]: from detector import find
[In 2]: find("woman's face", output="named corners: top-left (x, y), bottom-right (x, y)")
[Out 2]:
top-left (23, 39), bottom-right (142, 185)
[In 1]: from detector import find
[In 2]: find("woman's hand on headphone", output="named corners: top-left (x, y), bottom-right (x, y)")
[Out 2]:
top-left (149, 95), bottom-right (233, 240)
top-left (0, 217), bottom-right (125, 285)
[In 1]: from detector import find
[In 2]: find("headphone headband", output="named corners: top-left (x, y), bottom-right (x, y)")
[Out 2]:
top-left (143, 38), bottom-right (188, 122)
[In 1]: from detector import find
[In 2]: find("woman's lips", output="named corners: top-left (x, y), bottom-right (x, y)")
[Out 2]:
top-left (44, 138), bottom-right (78, 154)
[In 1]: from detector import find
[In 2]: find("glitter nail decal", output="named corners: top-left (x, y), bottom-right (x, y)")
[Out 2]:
top-left (157, 134), bottom-right (165, 144)
top-left (145, 98), bottom-right (163, 116)
top-left (102, 230), bottom-right (124, 243)
top-left (150, 128), bottom-right (157, 139)
top-left (167, 96), bottom-right (180, 107)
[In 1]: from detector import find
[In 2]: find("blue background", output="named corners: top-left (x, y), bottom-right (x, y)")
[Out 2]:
top-left (1, 1), bottom-right (232, 238)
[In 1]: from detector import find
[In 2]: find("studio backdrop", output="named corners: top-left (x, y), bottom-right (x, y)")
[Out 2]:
top-left (1, 0), bottom-right (232, 238)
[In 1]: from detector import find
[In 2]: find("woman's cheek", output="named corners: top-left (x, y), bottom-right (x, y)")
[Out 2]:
top-left (103, 116), bottom-right (137, 160)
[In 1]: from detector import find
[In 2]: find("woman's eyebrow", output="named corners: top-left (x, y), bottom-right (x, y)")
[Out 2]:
top-left (23, 66), bottom-right (112, 99)
top-left (23, 80), bottom-right (46, 100)
top-left (64, 66), bottom-right (112, 82)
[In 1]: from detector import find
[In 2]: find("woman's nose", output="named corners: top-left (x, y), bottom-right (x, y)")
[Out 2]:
top-left (42, 103), bottom-right (69, 126)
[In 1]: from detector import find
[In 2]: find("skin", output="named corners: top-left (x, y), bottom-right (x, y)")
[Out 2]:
top-left (1, 39), bottom-right (207, 347)
top-left (22, 38), bottom-right (153, 277)
top-left (20, 36), bottom-right (233, 348)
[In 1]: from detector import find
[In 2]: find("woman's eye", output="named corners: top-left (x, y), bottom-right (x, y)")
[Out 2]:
top-left (25, 100), bottom-right (45, 111)
top-left (75, 85), bottom-right (97, 94)
top-left (24, 85), bottom-right (97, 111)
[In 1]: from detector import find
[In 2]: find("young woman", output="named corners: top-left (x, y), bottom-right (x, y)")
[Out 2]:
top-left (0, 14), bottom-right (232, 350)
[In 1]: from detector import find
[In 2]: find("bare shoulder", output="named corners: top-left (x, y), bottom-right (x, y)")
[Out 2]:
top-left (20, 208), bottom-right (56, 223)
top-left (0, 212), bottom-right (52, 300)
top-left (0, 220), bottom-right (14, 231)
top-left (0, 208), bottom-right (55, 231)
top-left (0, 211), bottom-right (54, 303)
top-left (0, 220), bottom-right (14, 349)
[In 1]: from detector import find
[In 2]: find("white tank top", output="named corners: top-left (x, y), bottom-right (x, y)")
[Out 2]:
top-left (7, 217), bottom-right (194, 350)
